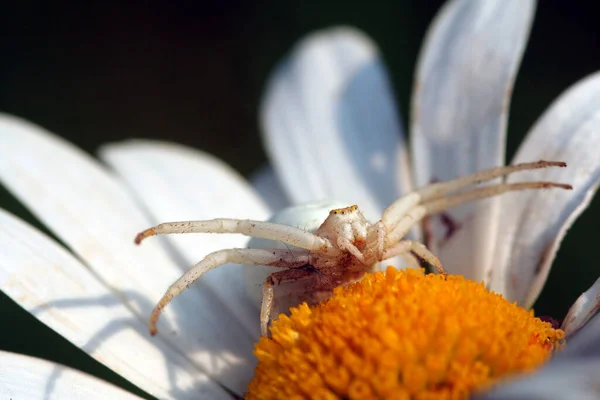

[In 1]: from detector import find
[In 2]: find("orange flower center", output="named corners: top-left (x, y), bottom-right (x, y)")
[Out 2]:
top-left (246, 267), bottom-right (564, 400)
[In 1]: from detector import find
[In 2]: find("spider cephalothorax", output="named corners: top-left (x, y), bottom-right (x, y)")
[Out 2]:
top-left (135, 160), bottom-right (571, 336)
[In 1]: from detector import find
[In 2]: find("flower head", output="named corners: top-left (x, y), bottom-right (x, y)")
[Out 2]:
top-left (1, 0), bottom-right (600, 399)
top-left (248, 268), bottom-right (564, 399)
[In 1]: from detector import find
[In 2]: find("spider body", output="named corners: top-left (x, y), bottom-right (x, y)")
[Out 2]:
top-left (135, 161), bottom-right (572, 336)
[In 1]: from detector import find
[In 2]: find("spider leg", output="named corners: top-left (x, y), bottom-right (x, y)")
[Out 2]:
top-left (383, 240), bottom-right (445, 275)
top-left (387, 181), bottom-right (572, 244)
top-left (261, 268), bottom-right (317, 336)
top-left (374, 221), bottom-right (386, 261)
top-left (135, 219), bottom-right (340, 255)
top-left (336, 237), bottom-right (366, 264)
top-left (149, 248), bottom-right (309, 335)
top-left (381, 160), bottom-right (567, 228)
top-left (364, 221), bottom-right (386, 266)
top-left (414, 160), bottom-right (567, 202)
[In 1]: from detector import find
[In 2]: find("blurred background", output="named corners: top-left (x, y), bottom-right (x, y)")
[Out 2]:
top-left (2, 0), bottom-right (599, 397)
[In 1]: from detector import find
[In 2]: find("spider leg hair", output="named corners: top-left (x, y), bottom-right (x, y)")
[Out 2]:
top-left (149, 248), bottom-right (310, 335)
top-left (135, 219), bottom-right (340, 255)
top-left (383, 240), bottom-right (445, 275)
top-left (382, 160), bottom-right (566, 227)
top-left (387, 180), bottom-right (572, 244)
top-left (261, 268), bottom-right (316, 336)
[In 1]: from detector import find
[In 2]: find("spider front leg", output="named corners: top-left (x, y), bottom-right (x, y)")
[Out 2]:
top-left (383, 240), bottom-right (446, 275)
top-left (135, 218), bottom-right (341, 255)
top-left (148, 248), bottom-right (309, 335)
top-left (385, 180), bottom-right (571, 244)
top-left (380, 161), bottom-right (571, 242)
top-left (261, 268), bottom-right (317, 336)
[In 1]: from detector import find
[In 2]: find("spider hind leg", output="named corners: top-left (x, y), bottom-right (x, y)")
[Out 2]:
top-left (148, 248), bottom-right (309, 335)
top-left (261, 268), bottom-right (317, 336)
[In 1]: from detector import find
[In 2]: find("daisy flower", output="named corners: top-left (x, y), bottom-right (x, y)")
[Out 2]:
top-left (1, 0), bottom-right (599, 399)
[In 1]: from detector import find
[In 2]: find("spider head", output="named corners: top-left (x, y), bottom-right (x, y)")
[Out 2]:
top-left (317, 205), bottom-right (370, 249)
top-left (326, 205), bottom-right (364, 222)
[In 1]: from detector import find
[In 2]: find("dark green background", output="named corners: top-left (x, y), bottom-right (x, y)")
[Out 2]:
top-left (2, 1), bottom-right (599, 397)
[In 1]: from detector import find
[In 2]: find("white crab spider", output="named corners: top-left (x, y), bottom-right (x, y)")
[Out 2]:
top-left (135, 160), bottom-right (571, 336)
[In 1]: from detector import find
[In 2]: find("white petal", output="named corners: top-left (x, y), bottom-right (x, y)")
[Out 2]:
top-left (0, 115), bottom-right (256, 393)
top-left (0, 351), bottom-right (142, 400)
top-left (99, 140), bottom-right (270, 338)
top-left (0, 209), bottom-right (228, 399)
top-left (261, 26), bottom-right (411, 222)
top-left (562, 277), bottom-right (600, 336)
top-left (490, 73), bottom-right (600, 306)
top-left (251, 165), bottom-right (290, 214)
top-left (562, 313), bottom-right (600, 359)
top-left (561, 313), bottom-right (600, 358)
top-left (411, 0), bottom-right (536, 281)
top-left (475, 359), bottom-right (600, 400)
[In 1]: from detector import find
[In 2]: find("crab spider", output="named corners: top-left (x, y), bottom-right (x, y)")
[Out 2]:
top-left (135, 160), bottom-right (572, 336)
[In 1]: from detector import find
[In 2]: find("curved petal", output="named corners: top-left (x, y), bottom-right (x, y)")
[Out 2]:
top-left (0, 351), bottom-right (141, 400)
top-left (474, 360), bottom-right (600, 400)
top-left (0, 115), bottom-right (256, 393)
top-left (489, 73), bottom-right (600, 307)
top-left (250, 165), bottom-right (290, 214)
top-left (0, 209), bottom-right (228, 399)
top-left (99, 140), bottom-right (270, 338)
top-left (261, 26), bottom-right (411, 222)
top-left (411, 0), bottom-right (536, 280)
top-left (562, 277), bottom-right (600, 337)
top-left (560, 313), bottom-right (600, 358)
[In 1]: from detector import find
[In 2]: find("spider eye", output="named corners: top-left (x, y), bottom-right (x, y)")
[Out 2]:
top-left (330, 206), bottom-right (358, 215)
